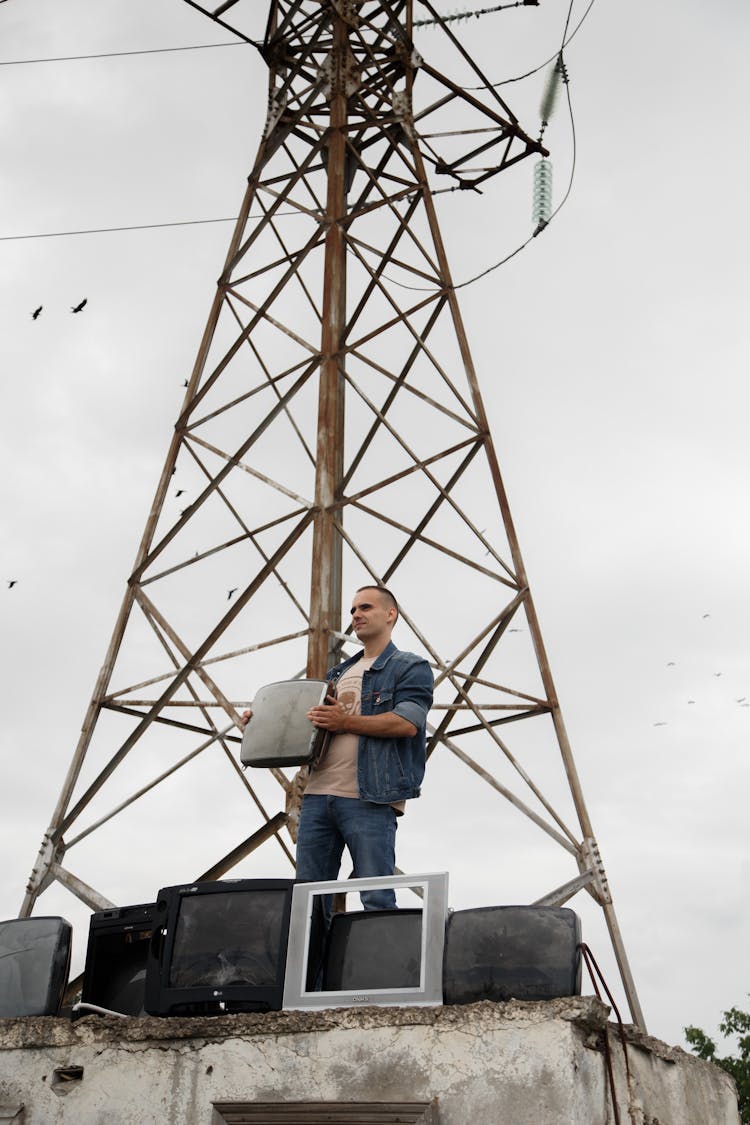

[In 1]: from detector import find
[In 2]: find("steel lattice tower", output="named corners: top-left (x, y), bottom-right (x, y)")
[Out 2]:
top-left (21, 0), bottom-right (646, 1029)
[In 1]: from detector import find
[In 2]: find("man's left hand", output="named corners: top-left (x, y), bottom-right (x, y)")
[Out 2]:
top-left (307, 695), bottom-right (349, 732)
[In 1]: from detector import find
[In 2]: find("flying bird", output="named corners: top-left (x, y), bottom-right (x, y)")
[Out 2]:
top-left (175, 489), bottom-right (185, 497)
top-left (31, 306), bottom-right (42, 320)
top-left (71, 298), bottom-right (88, 313)
top-left (713, 672), bottom-right (723, 678)
top-left (702, 613), bottom-right (711, 619)
top-left (666, 661), bottom-right (676, 667)
top-left (687, 700), bottom-right (695, 705)
top-left (227, 588), bottom-right (238, 601)
top-left (7, 579), bottom-right (18, 589)
top-left (652, 721), bottom-right (667, 727)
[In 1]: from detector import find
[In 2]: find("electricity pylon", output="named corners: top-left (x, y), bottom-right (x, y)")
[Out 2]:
top-left (21, 0), bottom-right (646, 1029)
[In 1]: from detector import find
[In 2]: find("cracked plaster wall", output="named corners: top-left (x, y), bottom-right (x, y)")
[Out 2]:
top-left (0, 997), bottom-right (740, 1125)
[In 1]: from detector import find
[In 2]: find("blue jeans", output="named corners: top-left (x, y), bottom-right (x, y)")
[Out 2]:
top-left (296, 795), bottom-right (398, 927)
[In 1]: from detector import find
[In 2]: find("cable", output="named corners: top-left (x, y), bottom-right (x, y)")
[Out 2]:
top-left (421, 0), bottom-right (595, 90)
top-left (0, 41), bottom-right (254, 67)
top-left (579, 943), bottom-right (641, 1124)
top-left (0, 216), bottom-right (238, 241)
top-left (71, 1001), bottom-right (128, 1019)
top-left (548, 70), bottom-right (575, 219)
top-left (385, 0), bottom-right (582, 293)
top-left (0, 1), bottom-right (595, 84)
top-left (485, 0), bottom-right (596, 88)
top-left (381, 52), bottom-right (575, 293)
top-left (415, 1), bottom-right (534, 28)
top-left (3, 3), bottom-right (582, 283)
top-left (0, 0), bottom-right (594, 73)
top-left (0, 206), bottom-right (312, 242)
top-left (3, 41), bottom-right (569, 279)
top-left (452, 66), bottom-right (576, 291)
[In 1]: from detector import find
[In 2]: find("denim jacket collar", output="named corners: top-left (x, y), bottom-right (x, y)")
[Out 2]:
top-left (329, 639), bottom-right (397, 679)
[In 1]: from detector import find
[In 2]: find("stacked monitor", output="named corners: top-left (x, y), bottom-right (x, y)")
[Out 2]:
top-left (0, 917), bottom-right (72, 1017)
top-left (144, 879), bottom-right (298, 1016)
top-left (1, 879), bottom-right (583, 1020)
top-left (80, 903), bottom-right (155, 1017)
top-left (443, 905), bottom-right (582, 1005)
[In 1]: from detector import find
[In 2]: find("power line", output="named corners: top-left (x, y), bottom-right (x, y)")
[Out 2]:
top-left (2, 1), bottom-right (586, 279)
top-left (0, 1), bottom-right (596, 84)
top-left (488, 0), bottom-right (596, 87)
top-left (0, 41), bottom-right (254, 67)
top-left (415, 1), bottom-right (536, 28)
top-left (452, 72), bottom-right (575, 291)
top-left (0, 207), bottom-right (311, 242)
top-left (385, 0), bottom-right (585, 292)
top-left (0, 217), bottom-right (238, 242)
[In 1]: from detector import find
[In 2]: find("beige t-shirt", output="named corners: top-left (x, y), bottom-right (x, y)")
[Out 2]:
top-left (305, 657), bottom-right (405, 814)
top-left (306, 657), bottom-right (374, 798)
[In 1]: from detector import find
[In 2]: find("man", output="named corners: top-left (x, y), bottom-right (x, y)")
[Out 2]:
top-left (297, 585), bottom-right (433, 920)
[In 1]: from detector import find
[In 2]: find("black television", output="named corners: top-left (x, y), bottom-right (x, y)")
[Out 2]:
top-left (443, 905), bottom-right (582, 1005)
top-left (322, 909), bottom-right (423, 991)
top-left (0, 916), bottom-right (72, 1018)
top-left (144, 879), bottom-right (297, 1016)
top-left (80, 903), bottom-right (155, 1017)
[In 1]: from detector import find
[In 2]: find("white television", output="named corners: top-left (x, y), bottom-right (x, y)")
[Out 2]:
top-left (282, 872), bottom-right (448, 1011)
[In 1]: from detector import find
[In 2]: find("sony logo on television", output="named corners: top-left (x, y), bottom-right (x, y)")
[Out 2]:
top-left (212, 990), bottom-right (224, 998)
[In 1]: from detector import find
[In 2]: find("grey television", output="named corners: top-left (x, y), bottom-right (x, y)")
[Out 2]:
top-left (282, 872), bottom-right (448, 1010)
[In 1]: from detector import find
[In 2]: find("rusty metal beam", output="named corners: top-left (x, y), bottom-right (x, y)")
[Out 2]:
top-left (196, 812), bottom-right (289, 881)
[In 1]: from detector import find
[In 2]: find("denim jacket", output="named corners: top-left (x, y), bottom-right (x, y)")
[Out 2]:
top-left (327, 641), bottom-right (434, 804)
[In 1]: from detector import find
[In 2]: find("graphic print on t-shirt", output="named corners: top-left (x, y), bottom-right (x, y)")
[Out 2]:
top-left (304, 656), bottom-right (375, 798)
top-left (336, 678), bottom-right (360, 720)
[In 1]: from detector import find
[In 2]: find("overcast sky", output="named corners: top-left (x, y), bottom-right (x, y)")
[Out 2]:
top-left (1, 0), bottom-right (748, 1053)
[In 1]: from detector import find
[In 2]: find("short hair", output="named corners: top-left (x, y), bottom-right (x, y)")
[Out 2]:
top-left (356, 584), bottom-right (399, 621)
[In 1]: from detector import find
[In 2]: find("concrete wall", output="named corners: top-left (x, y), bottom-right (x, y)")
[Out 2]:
top-left (0, 997), bottom-right (740, 1125)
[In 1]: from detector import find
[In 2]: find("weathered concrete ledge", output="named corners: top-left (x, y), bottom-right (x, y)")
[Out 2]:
top-left (0, 997), bottom-right (740, 1124)
top-left (0, 995), bottom-right (606, 1049)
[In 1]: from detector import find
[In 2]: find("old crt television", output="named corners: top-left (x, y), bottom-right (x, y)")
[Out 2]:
top-left (240, 679), bottom-right (330, 768)
top-left (323, 909), bottom-right (423, 991)
top-left (0, 916), bottom-right (72, 1017)
top-left (144, 879), bottom-right (296, 1016)
top-left (443, 905), bottom-right (582, 1005)
top-left (283, 873), bottom-right (448, 1010)
top-left (80, 903), bottom-right (155, 1016)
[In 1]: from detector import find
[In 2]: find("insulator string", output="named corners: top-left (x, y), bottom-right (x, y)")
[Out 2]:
top-left (414, 1), bottom-right (538, 29)
top-left (532, 158), bottom-right (553, 231)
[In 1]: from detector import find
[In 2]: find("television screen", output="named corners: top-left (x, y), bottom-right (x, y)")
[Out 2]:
top-left (80, 903), bottom-right (155, 1017)
top-left (145, 880), bottom-right (297, 1016)
top-left (0, 917), bottom-right (72, 1018)
top-left (443, 905), bottom-right (582, 1005)
top-left (323, 909), bottom-right (423, 991)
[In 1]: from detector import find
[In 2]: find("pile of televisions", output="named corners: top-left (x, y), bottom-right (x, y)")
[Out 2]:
top-left (0, 872), bottom-right (582, 1020)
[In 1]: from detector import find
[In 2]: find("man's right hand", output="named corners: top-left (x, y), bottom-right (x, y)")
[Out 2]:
top-left (240, 709), bottom-right (252, 727)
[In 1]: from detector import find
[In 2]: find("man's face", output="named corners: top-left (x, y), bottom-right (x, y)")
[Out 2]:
top-left (350, 588), bottom-right (396, 644)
